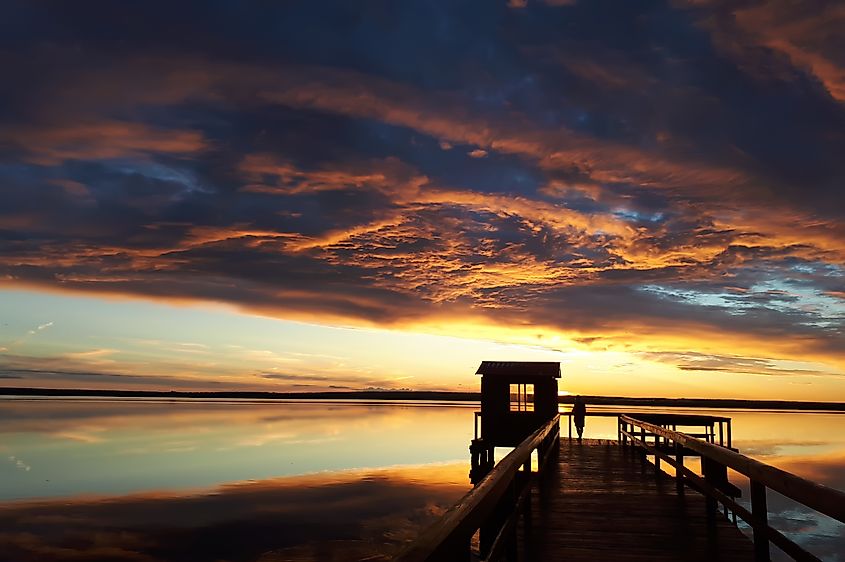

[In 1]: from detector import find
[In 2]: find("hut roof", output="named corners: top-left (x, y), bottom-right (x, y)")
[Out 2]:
top-left (475, 361), bottom-right (561, 378)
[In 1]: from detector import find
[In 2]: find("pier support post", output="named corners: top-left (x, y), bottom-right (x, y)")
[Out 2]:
top-left (750, 480), bottom-right (770, 562)
top-left (470, 440), bottom-right (495, 485)
top-left (727, 419), bottom-right (732, 448)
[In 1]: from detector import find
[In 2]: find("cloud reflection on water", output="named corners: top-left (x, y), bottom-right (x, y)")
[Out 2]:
top-left (756, 450), bottom-right (845, 561)
top-left (0, 463), bottom-right (468, 562)
top-left (0, 399), bottom-right (475, 501)
top-left (3, 401), bottom-right (845, 560)
top-left (722, 435), bottom-right (845, 561)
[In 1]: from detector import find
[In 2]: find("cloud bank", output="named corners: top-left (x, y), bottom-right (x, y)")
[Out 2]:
top-left (0, 0), bottom-right (843, 385)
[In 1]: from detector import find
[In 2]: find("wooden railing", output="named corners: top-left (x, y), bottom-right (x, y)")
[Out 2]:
top-left (562, 410), bottom-right (732, 446)
top-left (396, 415), bottom-right (560, 562)
top-left (619, 414), bottom-right (845, 562)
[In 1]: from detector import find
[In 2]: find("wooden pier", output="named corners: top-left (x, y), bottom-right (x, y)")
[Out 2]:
top-left (520, 439), bottom-right (752, 561)
top-left (397, 414), bottom-right (845, 562)
top-left (398, 363), bottom-right (845, 562)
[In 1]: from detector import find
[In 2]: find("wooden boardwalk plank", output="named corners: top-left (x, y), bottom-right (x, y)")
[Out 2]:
top-left (517, 439), bottom-right (755, 561)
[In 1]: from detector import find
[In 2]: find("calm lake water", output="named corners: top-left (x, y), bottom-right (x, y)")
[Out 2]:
top-left (1, 399), bottom-right (843, 561)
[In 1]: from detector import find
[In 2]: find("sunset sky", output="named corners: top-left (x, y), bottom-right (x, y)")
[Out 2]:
top-left (1, 0), bottom-right (844, 399)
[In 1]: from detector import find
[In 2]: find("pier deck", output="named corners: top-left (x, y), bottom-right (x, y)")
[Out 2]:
top-left (519, 439), bottom-right (755, 561)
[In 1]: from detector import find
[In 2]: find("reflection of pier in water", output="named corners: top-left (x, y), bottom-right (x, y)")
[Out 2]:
top-left (399, 361), bottom-right (845, 562)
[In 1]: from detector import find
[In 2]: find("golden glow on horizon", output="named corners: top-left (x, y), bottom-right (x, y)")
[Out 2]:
top-left (1, 287), bottom-right (844, 401)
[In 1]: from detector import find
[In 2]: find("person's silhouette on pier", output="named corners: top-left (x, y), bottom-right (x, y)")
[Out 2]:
top-left (572, 395), bottom-right (586, 441)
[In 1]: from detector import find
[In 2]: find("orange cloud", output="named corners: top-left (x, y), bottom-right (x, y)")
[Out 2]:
top-left (257, 67), bottom-right (751, 200)
top-left (2, 120), bottom-right (206, 164)
top-left (732, 1), bottom-right (845, 102)
top-left (239, 153), bottom-right (428, 197)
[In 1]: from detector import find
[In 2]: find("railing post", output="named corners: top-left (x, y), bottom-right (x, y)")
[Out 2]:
top-left (727, 419), bottom-right (732, 448)
top-left (640, 427), bottom-right (646, 460)
top-left (521, 456), bottom-right (533, 532)
top-left (750, 480), bottom-right (770, 562)
top-left (655, 441), bottom-right (661, 474)
top-left (674, 442), bottom-right (684, 494)
top-left (702, 458), bottom-right (718, 523)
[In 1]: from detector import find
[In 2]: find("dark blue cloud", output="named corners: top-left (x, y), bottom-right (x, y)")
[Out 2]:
top-left (0, 0), bottom-right (843, 370)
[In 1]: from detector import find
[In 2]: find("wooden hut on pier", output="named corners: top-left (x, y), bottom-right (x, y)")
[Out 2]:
top-left (470, 361), bottom-right (560, 482)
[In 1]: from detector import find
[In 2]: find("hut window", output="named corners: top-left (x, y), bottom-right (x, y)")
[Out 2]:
top-left (509, 383), bottom-right (535, 412)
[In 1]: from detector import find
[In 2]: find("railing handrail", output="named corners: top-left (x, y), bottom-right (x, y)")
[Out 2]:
top-left (620, 414), bottom-right (845, 523)
top-left (396, 414), bottom-right (560, 562)
top-left (563, 410), bottom-right (732, 421)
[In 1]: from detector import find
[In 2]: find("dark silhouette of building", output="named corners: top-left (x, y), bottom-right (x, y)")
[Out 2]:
top-left (470, 361), bottom-right (560, 483)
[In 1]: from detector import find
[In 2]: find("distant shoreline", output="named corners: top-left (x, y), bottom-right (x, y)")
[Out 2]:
top-left (2, 387), bottom-right (844, 411)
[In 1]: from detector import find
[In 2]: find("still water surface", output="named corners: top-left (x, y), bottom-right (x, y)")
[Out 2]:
top-left (1, 399), bottom-right (843, 561)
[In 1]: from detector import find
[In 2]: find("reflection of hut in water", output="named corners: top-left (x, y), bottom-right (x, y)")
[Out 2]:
top-left (470, 361), bottom-right (560, 483)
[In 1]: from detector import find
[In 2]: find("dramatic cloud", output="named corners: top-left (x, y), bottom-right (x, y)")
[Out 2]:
top-left (1, 121), bottom-right (207, 165)
top-left (0, 0), bottom-right (843, 387)
top-left (697, 0), bottom-right (845, 103)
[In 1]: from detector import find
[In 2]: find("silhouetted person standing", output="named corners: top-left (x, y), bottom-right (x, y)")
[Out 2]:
top-left (572, 395), bottom-right (586, 441)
